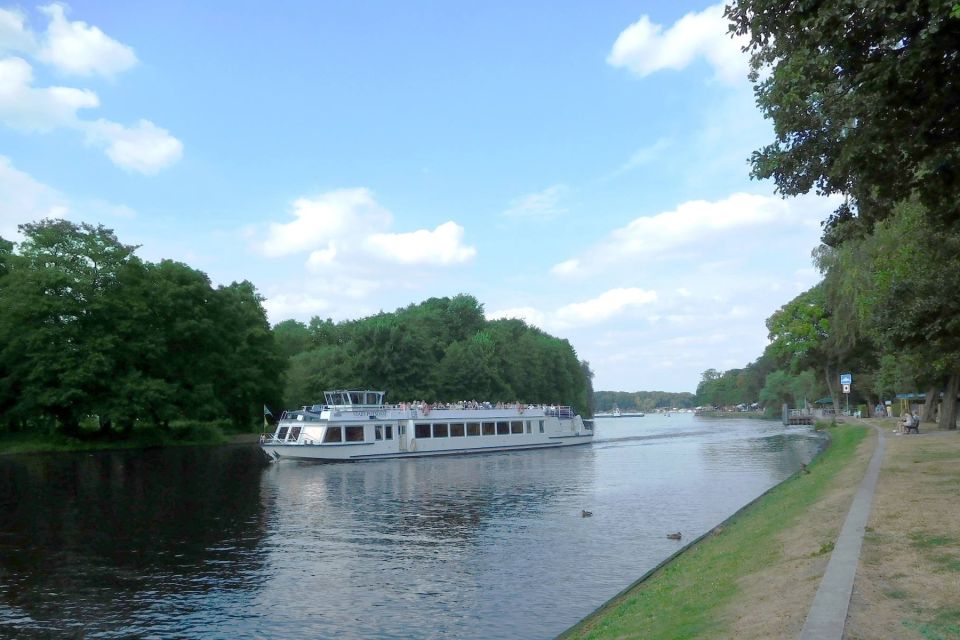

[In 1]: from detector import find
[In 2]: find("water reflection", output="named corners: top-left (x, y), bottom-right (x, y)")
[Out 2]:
top-left (0, 446), bottom-right (269, 638)
top-left (0, 415), bottom-right (823, 639)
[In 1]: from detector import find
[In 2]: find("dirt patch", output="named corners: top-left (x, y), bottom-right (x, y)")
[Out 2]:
top-left (846, 426), bottom-right (960, 640)
top-left (720, 424), bottom-right (877, 639)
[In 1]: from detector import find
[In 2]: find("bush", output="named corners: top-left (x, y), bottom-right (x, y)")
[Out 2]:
top-left (79, 415), bottom-right (101, 433)
top-left (166, 419), bottom-right (228, 443)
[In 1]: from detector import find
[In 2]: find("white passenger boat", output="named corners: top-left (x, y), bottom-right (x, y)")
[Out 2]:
top-left (260, 390), bottom-right (594, 462)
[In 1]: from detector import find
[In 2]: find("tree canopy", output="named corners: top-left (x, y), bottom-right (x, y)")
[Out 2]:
top-left (278, 295), bottom-right (595, 417)
top-left (727, 0), bottom-right (960, 237)
top-left (719, 2), bottom-right (960, 428)
top-left (0, 220), bottom-right (283, 438)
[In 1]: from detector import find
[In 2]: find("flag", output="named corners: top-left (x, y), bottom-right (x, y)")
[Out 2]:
top-left (263, 405), bottom-right (273, 430)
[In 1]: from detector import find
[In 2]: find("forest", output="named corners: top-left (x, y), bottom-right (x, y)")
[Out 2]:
top-left (274, 295), bottom-right (594, 417)
top-left (593, 390), bottom-right (696, 413)
top-left (0, 220), bottom-right (594, 444)
top-left (698, 1), bottom-right (960, 429)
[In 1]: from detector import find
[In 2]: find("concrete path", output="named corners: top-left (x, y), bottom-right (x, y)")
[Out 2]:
top-left (799, 424), bottom-right (885, 639)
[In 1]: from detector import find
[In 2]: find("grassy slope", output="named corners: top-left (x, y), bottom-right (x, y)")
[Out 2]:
top-left (0, 427), bottom-right (233, 455)
top-left (560, 425), bottom-right (869, 640)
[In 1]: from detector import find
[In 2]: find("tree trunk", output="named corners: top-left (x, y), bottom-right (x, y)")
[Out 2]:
top-left (921, 387), bottom-right (938, 423)
top-left (824, 365), bottom-right (840, 415)
top-left (938, 373), bottom-right (959, 431)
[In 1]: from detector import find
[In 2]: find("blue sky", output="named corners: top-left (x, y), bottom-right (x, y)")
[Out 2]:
top-left (0, 2), bottom-right (835, 393)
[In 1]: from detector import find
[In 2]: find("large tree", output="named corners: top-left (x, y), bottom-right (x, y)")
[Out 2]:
top-left (727, 1), bottom-right (960, 237)
top-left (816, 201), bottom-right (960, 428)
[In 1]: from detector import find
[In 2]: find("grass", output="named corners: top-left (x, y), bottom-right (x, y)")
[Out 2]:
top-left (0, 422), bottom-right (238, 455)
top-left (902, 608), bottom-right (960, 640)
top-left (558, 425), bottom-right (869, 640)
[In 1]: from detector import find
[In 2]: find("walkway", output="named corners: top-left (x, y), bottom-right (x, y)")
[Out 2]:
top-left (799, 423), bottom-right (885, 639)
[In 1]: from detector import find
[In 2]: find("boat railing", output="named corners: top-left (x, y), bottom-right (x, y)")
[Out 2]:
top-left (545, 406), bottom-right (574, 419)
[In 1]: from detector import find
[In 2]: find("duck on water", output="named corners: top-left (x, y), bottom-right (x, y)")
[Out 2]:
top-left (260, 390), bottom-right (594, 462)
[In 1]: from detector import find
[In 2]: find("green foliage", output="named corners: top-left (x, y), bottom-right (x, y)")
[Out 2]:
top-left (0, 219), bottom-right (282, 439)
top-left (727, 0), bottom-right (960, 237)
top-left (277, 294), bottom-right (594, 416)
top-left (759, 369), bottom-right (818, 410)
top-left (593, 390), bottom-right (696, 413)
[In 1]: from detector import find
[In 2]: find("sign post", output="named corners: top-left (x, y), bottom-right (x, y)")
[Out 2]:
top-left (840, 373), bottom-right (853, 415)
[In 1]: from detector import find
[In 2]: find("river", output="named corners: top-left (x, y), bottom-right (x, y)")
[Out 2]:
top-left (0, 413), bottom-right (822, 639)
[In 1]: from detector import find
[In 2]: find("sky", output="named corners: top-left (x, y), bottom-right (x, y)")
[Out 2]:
top-left (0, 1), bottom-right (836, 393)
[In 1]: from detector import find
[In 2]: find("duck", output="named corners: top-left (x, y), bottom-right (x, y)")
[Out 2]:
top-left (581, 510), bottom-right (593, 518)
top-left (666, 532), bottom-right (682, 540)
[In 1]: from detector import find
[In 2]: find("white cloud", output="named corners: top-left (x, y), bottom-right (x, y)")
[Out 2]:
top-left (609, 138), bottom-right (672, 178)
top-left (37, 3), bottom-right (137, 77)
top-left (0, 7), bottom-right (36, 53)
top-left (83, 118), bottom-right (183, 174)
top-left (366, 221), bottom-right (476, 265)
top-left (262, 293), bottom-right (331, 322)
top-left (261, 188), bottom-right (475, 267)
top-left (0, 6), bottom-right (179, 173)
top-left (486, 306), bottom-right (547, 328)
top-left (0, 56), bottom-right (98, 131)
top-left (555, 287), bottom-right (658, 327)
top-left (502, 184), bottom-right (569, 219)
top-left (488, 288), bottom-right (658, 333)
top-left (607, 4), bottom-right (746, 85)
top-left (552, 192), bottom-right (840, 278)
top-left (0, 155), bottom-right (68, 238)
top-left (261, 188), bottom-right (391, 258)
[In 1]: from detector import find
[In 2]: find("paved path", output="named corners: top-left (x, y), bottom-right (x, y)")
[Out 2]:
top-left (799, 424), bottom-right (885, 639)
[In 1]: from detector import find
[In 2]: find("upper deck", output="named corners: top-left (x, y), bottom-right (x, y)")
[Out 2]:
top-left (278, 390), bottom-right (574, 424)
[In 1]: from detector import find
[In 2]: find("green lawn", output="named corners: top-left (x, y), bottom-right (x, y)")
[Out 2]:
top-left (559, 425), bottom-right (869, 640)
top-left (0, 423), bottom-right (240, 455)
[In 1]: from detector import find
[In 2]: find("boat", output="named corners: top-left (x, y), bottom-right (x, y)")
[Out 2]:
top-left (595, 406), bottom-right (645, 418)
top-left (260, 390), bottom-right (594, 462)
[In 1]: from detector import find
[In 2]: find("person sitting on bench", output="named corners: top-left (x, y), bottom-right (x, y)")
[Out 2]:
top-left (907, 412), bottom-right (920, 434)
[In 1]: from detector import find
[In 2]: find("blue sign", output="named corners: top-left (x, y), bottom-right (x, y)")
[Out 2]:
top-left (840, 373), bottom-right (852, 385)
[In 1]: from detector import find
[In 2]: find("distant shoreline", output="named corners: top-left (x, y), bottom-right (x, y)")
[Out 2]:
top-left (694, 410), bottom-right (774, 420)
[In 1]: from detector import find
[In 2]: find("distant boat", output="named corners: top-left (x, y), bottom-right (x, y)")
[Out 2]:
top-left (596, 406), bottom-right (645, 418)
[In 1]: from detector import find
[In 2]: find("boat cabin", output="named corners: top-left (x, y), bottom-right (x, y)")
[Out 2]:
top-left (324, 390), bottom-right (385, 409)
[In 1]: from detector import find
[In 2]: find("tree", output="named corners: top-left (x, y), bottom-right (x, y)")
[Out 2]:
top-left (765, 285), bottom-right (848, 414)
top-left (727, 1), bottom-right (960, 237)
top-left (816, 201), bottom-right (960, 428)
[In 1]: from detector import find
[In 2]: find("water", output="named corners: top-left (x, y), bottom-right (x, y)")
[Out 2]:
top-left (0, 413), bottom-right (823, 639)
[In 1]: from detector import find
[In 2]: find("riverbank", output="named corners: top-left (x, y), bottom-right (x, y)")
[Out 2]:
top-left (693, 410), bottom-right (773, 420)
top-left (559, 419), bottom-right (960, 639)
top-left (0, 427), bottom-right (261, 455)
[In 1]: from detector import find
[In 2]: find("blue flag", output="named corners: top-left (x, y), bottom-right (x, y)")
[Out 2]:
top-left (263, 405), bottom-right (273, 417)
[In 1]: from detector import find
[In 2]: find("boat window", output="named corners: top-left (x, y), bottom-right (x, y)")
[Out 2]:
top-left (323, 426), bottom-right (343, 443)
top-left (277, 426), bottom-right (289, 440)
top-left (482, 421), bottom-right (495, 436)
top-left (525, 420), bottom-right (531, 434)
top-left (510, 421), bottom-right (523, 434)
top-left (349, 392), bottom-right (362, 405)
top-left (385, 425), bottom-right (393, 440)
top-left (539, 420), bottom-right (544, 433)
top-left (415, 423), bottom-right (431, 438)
top-left (345, 426), bottom-right (364, 442)
top-left (450, 422), bottom-right (465, 437)
top-left (375, 425), bottom-right (383, 440)
top-left (467, 422), bottom-right (481, 436)
top-left (496, 421), bottom-right (509, 435)
top-left (288, 426), bottom-right (302, 441)
top-left (433, 423), bottom-right (449, 438)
